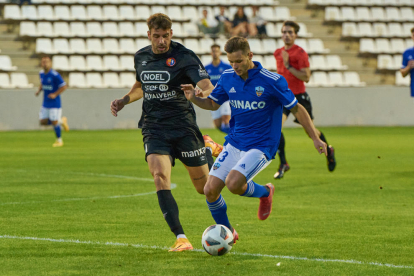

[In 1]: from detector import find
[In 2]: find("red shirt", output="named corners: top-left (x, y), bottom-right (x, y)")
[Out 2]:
top-left (274, 44), bottom-right (309, 95)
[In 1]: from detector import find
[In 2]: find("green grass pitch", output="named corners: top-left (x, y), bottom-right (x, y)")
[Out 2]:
top-left (0, 127), bottom-right (413, 276)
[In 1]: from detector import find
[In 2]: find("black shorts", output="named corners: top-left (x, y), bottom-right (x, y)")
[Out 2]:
top-left (283, 92), bottom-right (314, 124)
top-left (142, 125), bottom-right (207, 167)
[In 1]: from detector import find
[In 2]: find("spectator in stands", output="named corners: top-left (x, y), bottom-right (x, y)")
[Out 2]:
top-left (197, 9), bottom-right (224, 37)
top-left (273, 20), bottom-right (336, 179)
top-left (250, 6), bottom-right (267, 38)
top-left (400, 27), bottom-right (414, 100)
top-left (231, 7), bottom-right (256, 37)
top-left (215, 6), bottom-right (233, 37)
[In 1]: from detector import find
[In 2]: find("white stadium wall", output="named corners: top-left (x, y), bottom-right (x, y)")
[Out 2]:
top-left (0, 86), bottom-right (413, 131)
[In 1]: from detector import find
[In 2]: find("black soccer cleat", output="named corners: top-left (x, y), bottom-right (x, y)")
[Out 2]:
top-left (273, 164), bottom-right (290, 179)
top-left (327, 145), bottom-right (336, 172)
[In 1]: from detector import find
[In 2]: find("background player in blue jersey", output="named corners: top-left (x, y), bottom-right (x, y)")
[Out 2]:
top-left (35, 56), bottom-right (69, 147)
top-left (400, 27), bottom-right (414, 100)
top-left (204, 44), bottom-right (232, 134)
top-left (182, 37), bottom-right (327, 241)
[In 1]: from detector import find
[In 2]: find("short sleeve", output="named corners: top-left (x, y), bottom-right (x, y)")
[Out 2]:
top-left (297, 49), bottom-right (310, 69)
top-left (402, 51), bottom-right (408, 68)
top-left (272, 76), bottom-right (297, 109)
top-left (55, 72), bottom-right (66, 88)
top-left (185, 52), bottom-right (210, 85)
top-left (208, 76), bottom-right (229, 106)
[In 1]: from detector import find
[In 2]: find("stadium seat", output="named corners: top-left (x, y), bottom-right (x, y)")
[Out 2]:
top-left (249, 39), bottom-right (265, 54)
top-left (103, 38), bottom-right (120, 54)
top-left (182, 7), bottom-right (198, 21)
top-left (70, 22), bottom-right (87, 37)
top-left (308, 39), bottom-right (329, 54)
top-left (311, 55), bottom-right (328, 70)
top-left (11, 73), bottom-right (33, 88)
top-left (135, 22), bottom-right (148, 36)
top-left (183, 39), bottom-right (200, 53)
top-left (36, 38), bottom-right (53, 54)
top-left (199, 38), bottom-right (215, 53)
top-left (376, 38), bottom-right (391, 54)
top-left (119, 6), bottom-right (135, 20)
top-left (327, 55), bottom-right (348, 70)
top-left (53, 22), bottom-right (70, 37)
top-left (119, 22), bottom-right (136, 37)
top-left (86, 22), bottom-right (103, 37)
top-left (86, 73), bottom-right (103, 88)
top-left (182, 23), bottom-right (199, 37)
top-left (400, 8), bottom-right (414, 21)
top-left (370, 8), bottom-right (386, 22)
top-left (260, 7), bottom-right (274, 21)
top-left (135, 6), bottom-right (151, 20)
top-left (274, 7), bottom-right (294, 21)
top-left (295, 38), bottom-right (308, 52)
top-left (4, 5), bottom-right (21, 20)
top-left (151, 6), bottom-right (167, 16)
top-left (358, 23), bottom-right (373, 37)
top-left (328, 72), bottom-right (345, 87)
top-left (0, 56), bottom-right (17, 71)
top-left (118, 39), bottom-right (134, 54)
top-left (262, 38), bottom-right (277, 54)
top-left (52, 55), bottom-right (69, 71)
top-left (136, 38), bottom-right (150, 50)
top-left (36, 22), bottom-right (54, 37)
top-left (70, 39), bottom-right (87, 54)
top-left (86, 39), bottom-right (103, 54)
top-left (103, 56), bottom-right (120, 71)
top-left (391, 39), bottom-right (406, 53)
top-left (342, 23), bottom-right (358, 37)
top-left (201, 55), bottom-right (211, 66)
top-left (69, 73), bottom-right (87, 88)
top-left (402, 23), bottom-right (414, 37)
top-left (69, 56), bottom-right (86, 70)
top-left (312, 72), bottom-right (330, 87)
top-left (70, 6), bottom-right (87, 20)
top-left (53, 38), bottom-right (70, 54)
top-left (298, 23), bottom-right (312, 37)
top-left (385, 7), bottom-right (402, 22)
top-left (395, 71), bottom-right (410, 86)
top-left (103, 6), bottom-right (120, 21)
top-left (20, 22), bottom-right (37, 37)
top-left (102, 73), bottom-right (121, 88)
top-left (388, 23), bottom-right (404, 38)
top-left (21, 5), bottom-right (37, 20)
top-left (254, 55), bottom-right (264, 65)
top-left (266, 23), bottom-right (277, 38)
top-left (325, 7), bottom-right (341, 21)
top-left (172, 23), bottom-right (185, 37)
top-left (0, 73), bottom-right (13, 88)
top-left (102, 22), bottom-right (119, 37)
top-left (86, 56), bottom-right (104, 71)
top-left (120, 72), bottom-right (135, 87)
top-left (393, 55), bottom-right (402, 70)
top-left (359, 38), bottom-right (376, 53)
top-left (372, 23), bottom-right (388, 37)
top-left (343, 72), bottom-right (366, 87)
top-left (119, 55), bottom-right (134, 71)
top-left (167, 6), bottom-right (183, 21)
top-left (406, 38), bottom-right (413, 48)
top-left (355, 7), bottom-right (371, 22)
top-left (341, 7), bottom-right (356, 21)
top-left (87, 6), bottom-right (103, 21)
top-left (264, 55), bottom-right (277, 71)
top-left (377, 55), bottom-right (394, 70)
top-left (54, 6), bottom-right (71, 20)
top-left (38, 6), bottom-right (54, 20)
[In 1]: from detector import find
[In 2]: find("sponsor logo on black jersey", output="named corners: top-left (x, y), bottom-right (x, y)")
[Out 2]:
top-left (198, 65), bottom-right (209, 78)
top-left (140, 71), bottom-right (170, 83)
top-left (181, 147), bottom-right (205, 158)
top-left (166, 58), bottom-right (176, 67)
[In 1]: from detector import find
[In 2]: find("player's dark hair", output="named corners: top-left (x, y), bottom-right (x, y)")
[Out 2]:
top-left (211, 44), bottom-right (221, 50)
top-left (411, 27), bottom-right (414, 33)
top-left (146, 13), bottom-right (172, 31)
top-left (224, 36), bottom-right (250, 55)
top-left (41, 55), bottom-right (52, 60)
top-left (282, 20), bottom-right (300, 34)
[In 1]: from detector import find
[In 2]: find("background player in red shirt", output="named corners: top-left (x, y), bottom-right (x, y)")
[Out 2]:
top-left (273, 21), bottom-right (336, 179)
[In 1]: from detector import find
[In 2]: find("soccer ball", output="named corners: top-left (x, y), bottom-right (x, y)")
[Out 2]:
top-left (201, 224), bottom-right (234, 256)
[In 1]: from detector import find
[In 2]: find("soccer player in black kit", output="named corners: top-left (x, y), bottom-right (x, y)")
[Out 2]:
top-left (110, 13), bottom-right (222, 252)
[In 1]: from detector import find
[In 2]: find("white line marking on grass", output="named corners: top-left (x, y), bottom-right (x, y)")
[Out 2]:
top-left (0, 235), bottom-right (412, 269)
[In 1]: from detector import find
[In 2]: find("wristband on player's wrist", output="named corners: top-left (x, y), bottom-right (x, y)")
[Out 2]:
top-left (286, 64), bottom-right (292, 70)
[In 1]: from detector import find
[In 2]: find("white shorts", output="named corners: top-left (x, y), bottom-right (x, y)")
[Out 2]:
top-left (209, 142), bottom-right (272, 183)
top-left (39, 107), bottom-right (62, 122)
top-left (211, 101), bottom-right (231, 120)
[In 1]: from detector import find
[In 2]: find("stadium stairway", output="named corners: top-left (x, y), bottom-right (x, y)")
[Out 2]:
top-left (279, 0), bottom-right (394, 86)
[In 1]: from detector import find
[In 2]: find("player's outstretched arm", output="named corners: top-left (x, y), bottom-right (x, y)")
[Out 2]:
top-left (181, 84), bottom-right (220, 111)
top-left (400, 60), bottom-right (414, 77)
top-left (110, 81), bottom-right (143, 117)
top-left (290, 103), bottom-right (327, 156)
top-left (48, 84), bottom-right (68, 99)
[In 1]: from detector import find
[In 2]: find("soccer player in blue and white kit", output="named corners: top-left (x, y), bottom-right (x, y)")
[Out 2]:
top-left (182, 37), bottom-right (327, 242)
top-left (400, 27), bottom-right (414, 101)
top-left (205, 44), bottom-right (232, 134)
top-left (35, 56), bottom-right (69, 147)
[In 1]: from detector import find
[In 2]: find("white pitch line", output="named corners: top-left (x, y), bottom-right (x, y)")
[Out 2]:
top-left (0, 235), bottom-right (412, 270)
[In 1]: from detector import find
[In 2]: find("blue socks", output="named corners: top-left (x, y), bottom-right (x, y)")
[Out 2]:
top-left (206, 195), bottom-right (232, 231)
top-left (53, 125), bottom-right (61, 139)
top-left (241, 180), bottom-right (269, 198)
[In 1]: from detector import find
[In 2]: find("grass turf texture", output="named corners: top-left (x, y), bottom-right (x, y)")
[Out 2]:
top-left (0, 127), bottom-right (413, 276)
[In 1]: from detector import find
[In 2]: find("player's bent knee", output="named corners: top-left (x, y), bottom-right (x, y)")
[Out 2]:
top-left (204, 184), bottom-right (219, 201)
top-left (226, 179), bottom-right (244, 195)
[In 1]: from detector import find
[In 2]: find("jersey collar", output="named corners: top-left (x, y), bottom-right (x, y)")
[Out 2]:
top-left (246, 61), bottom-right (263, 79)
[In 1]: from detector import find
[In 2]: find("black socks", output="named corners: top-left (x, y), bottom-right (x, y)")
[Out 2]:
top-left (157, 190), bottom-right (184, 236)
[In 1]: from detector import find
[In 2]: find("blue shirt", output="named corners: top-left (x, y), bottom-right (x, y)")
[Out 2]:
top-left (205, 60), bottom-right (232, 86)
top-left (402, 47), bottom-right (414, 97)
top-left (208, 61), bottom-right (298, 160)
top-left (39, 69), bottom-right (66, 108)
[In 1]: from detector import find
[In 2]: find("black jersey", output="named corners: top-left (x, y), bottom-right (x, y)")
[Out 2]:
top-left (134, 41), bottom-right (210, 129)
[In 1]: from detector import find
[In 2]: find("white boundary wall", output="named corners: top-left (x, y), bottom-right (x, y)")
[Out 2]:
top-left (0, 86), bottom-right (413, 131)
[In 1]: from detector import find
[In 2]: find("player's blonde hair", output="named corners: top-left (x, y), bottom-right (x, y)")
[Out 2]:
top-left (224, 36), bottom-right (250, 55)
top-left (146, 13), bottom-right (172, 31)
